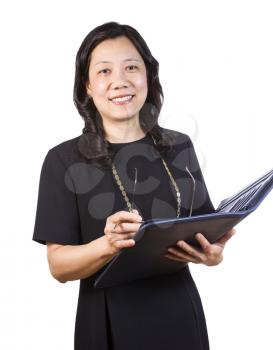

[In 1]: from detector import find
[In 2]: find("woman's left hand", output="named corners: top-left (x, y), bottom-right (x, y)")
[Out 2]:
top-left (164, 228), bottom-right (236, 266)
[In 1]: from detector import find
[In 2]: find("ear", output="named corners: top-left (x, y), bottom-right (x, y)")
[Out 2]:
top-left (86, 81), bottom-right (93, 98)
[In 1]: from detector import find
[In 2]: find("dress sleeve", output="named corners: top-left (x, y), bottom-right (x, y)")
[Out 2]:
top-left (186, 136), bottom-right (215, 215)
top-left (32, 148), bottom-right (81, 245)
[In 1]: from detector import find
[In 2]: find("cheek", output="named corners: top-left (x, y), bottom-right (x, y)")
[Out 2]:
top-left (91, 78), bottom-right (107, 97)
top-left (134, 75), bottom-right (148, 95)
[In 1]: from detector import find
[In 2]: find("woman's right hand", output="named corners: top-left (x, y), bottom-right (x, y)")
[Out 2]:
top-left (104, 209), bottom-right (143, 255)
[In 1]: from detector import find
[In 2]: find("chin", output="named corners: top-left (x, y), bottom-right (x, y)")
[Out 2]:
top-left (109, 109), bottom-right (140, 119)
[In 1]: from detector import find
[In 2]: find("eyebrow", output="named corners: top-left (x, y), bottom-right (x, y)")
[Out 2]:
top-left (95, 58), bottom-right (142, 66)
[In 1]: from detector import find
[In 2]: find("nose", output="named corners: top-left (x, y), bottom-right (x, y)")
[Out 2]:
top-left (111, 68), bottom-right (129, 89)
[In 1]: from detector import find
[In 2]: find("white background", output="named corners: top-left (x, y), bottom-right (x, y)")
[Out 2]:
top-left (1, 0), bottom-right (272, 349)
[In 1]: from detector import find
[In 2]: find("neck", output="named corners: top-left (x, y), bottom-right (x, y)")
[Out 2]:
top-left (102, 117), bottom-right (146, 143)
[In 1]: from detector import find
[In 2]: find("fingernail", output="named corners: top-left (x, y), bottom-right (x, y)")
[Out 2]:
top-left (133, 209), bottom-right (139, 213)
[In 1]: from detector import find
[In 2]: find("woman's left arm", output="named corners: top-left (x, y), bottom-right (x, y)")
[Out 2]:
top-left (164, 228), bottom-right (236, 266)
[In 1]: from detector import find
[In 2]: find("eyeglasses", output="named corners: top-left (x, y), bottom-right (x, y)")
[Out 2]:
top-left (113, 166), bottom-right (196, 231)
top-left (131, 165), bottom-right (196, 219)
top-left (185, 165), bottom-right (196, 217)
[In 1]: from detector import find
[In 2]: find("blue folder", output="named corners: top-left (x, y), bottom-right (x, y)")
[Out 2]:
top-left (94, 168), bottom-right (273, 288)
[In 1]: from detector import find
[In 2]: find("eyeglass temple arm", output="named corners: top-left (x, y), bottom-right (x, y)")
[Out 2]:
top-left (131, 167), bottom-right (138, 212)
top-left (185, 166), bottom-right (196, 217)
top-left (131, 166), bottom-right (195, 217)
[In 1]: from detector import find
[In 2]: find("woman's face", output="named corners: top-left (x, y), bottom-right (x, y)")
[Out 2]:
top-left (86, 36), bottom-right (148, 123)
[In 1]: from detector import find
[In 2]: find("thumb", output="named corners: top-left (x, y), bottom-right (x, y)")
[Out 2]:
top-left (217, 228), bottom-right (236, 246)
top-left (132, 209), bottom-right (139, 214)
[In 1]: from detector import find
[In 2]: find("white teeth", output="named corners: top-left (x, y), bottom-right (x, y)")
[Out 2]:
top-left (112, 95), bottom-right (133, 102)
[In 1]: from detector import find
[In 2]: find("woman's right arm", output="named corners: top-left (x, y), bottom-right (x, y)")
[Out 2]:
top-left (47, 210), bottom-right (142, 283)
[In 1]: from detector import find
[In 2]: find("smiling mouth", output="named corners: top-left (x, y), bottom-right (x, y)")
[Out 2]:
top-left (110, 95), bottom-right (135, 105)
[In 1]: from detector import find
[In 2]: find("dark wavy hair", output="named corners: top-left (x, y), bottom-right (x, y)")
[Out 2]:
top-left (73, 21), bottom-right (176, 170)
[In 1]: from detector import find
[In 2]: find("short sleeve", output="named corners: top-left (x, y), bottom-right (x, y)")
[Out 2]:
top-left (32, 148), bottom-right (81, 245)
top-left (186, 136), bottom-right (215, 215)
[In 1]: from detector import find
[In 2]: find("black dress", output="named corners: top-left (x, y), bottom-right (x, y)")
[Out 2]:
top-left (32, 127), bottom-right (215, 350)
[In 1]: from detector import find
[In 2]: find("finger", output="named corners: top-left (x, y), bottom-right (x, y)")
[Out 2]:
top-left (115, 238), bottom-right (136, 249)
top-left (165, 251), bottom-right (200, 264)
top-left (106, 232), bottom-right (136, 242)
top-left (110, 222), bottom-right (141, 233)
top-left (194, 233), bottom-right (212, 255)
top-left (111, 211), bottom-right (142, 225)
top-left (176, 240), bottom-right (206, 261)
top-left (164, 253), bottom-right (189, 263)
top-left (167, 247), bottom-right (201, 264)
top-left (216, 228), bottom-right (236, 246)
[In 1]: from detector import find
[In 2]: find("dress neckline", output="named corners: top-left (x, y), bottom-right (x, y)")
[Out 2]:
top-left (108, 133), bottom-right (150, 146)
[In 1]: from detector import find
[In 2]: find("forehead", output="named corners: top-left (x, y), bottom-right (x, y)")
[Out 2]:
top-left (89, 36), bottom-right (143, 66)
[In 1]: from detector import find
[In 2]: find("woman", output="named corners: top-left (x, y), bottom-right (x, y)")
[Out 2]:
top-left (33, 21), bottom-right (235, 350)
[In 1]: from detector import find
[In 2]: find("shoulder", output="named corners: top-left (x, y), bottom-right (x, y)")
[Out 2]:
top-left (45, 134), bottom-right (82, 168)
top-left (49, 134), bottom-right (81, 154)
top-left (158, 126), bottom-right (191, 147)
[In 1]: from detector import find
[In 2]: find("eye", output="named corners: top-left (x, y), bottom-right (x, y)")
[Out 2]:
top-left (127, 65), bottom-right (138, 71)
top-left (98, 68), bottom-right (110, 75)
